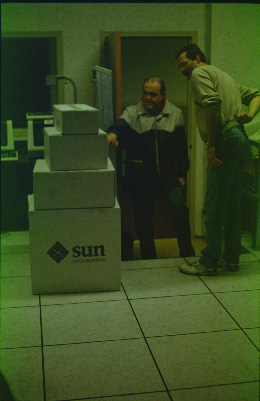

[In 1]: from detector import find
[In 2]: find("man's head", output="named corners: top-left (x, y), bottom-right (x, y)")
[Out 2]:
top-left (142, 77), bottom-right (166, 114)
top-left (176, 44), bottom-right (207, 80)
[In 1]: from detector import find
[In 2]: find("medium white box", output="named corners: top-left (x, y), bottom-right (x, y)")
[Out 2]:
top-left (54, 104), bottom-right (99, 134)
top-left (44, 127), bottom-right (108, 171)
top-left (33, 158), bottom-right (115, 210)
top-left (28, 195), bottom-right (121, 294)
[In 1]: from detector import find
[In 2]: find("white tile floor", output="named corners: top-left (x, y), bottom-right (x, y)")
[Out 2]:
top-left (1, 231), bottom-right (260, 401)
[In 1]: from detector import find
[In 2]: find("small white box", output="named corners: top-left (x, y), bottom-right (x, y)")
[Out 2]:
top-left (54, 104), bottom-right (99, 135)
top-left (44, 127), bottom-right (108, 171)
top-left (28, 194), bottom-right (121, 294)
top-left (33, 158), bottom-right (115, 209)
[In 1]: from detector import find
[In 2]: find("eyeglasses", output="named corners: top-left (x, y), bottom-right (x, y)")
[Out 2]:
top-left (143, 91), bottom-right (161, 98)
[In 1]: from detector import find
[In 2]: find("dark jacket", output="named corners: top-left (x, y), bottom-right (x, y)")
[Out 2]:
top-left (107, 100), bottom-right (190, 191)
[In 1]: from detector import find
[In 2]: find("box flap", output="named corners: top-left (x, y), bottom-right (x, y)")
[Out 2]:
top-left (53, 104), bottom-right (98, 112)
top-left (44, 126), bottom-right (62, 137)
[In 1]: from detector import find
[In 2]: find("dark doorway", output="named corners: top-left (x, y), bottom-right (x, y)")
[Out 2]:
top-left (1, 37), bottom-right (57, 128)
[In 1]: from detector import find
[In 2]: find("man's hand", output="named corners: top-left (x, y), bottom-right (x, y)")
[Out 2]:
top-left (178, 177), bottom-right (186, 188)
top-left (107, 133), bottom-right (119, 147)
top-left (207, 146), bottom-right (222, 167)
top-left (178, 177), bottom-right (186, 193)
top-left (235, 96), bottom-right (260, 125)
top-left (235, 112), bottom-right (253, 125)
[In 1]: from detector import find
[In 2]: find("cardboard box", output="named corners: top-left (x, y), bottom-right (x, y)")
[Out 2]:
top-left (54, 104), bottom-right (99, 135)
top-left (28, 195), bottom-right (121, 294)
top-left (33, 158), bottom-right (115, 210)
top-left (44, 127), bottom-right (108, 171)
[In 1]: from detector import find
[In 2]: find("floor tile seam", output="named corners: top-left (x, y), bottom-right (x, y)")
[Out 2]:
top-left (0, 275), bottom-right (31, 279)
top-left (0, 304), bottom-right (40, 309)
top-left (199, 278), bottom-right (260, 351)
top-left (144, 328), bottom-right (248, 340)
top-left (184, 256), bottom-right (260, 264)
top-left (213, 290), bottom-right (260, 307)
top-left (1, 259), bottom-right (259, 276)
top-left (40, 298), bottom-right (129, 307)
top-left (121, 283), bottom-right (174, 401)
top-left (0, 304), bottom-right (40, 310)
top-left (2, 327), bottom-right (258, 351)
top-left (122, 257), bottom-right (185, 262)
top-left (243, 326), bottom-right (260, 329)
top-left (0, 344), bottom-right (42, 351)
top-left (39, 295), bottom-right (47, 401)
top-left (200, 279), bottom-right (259, 311)
top-left (121, 267), bottom-right (179, 271)
top-left (122, 259), bottom-right (185, 264)
top-left (168, 379), bottom-right (260, 392)
top-left (40, 292), bottom-right (214, 306)
top-left (213, 289), bottom-right (260, 294)
top-left (125, 290), bottom-right (257, 301)
top-left (56, 389), bottom-right (171, 401)
top-left (2, 328), bottom-right (252, 350)
top-left (1, 274), bottom-right (31, 279)
top-left (1, 288), bottom-right (258, 309)
top-left (121, 265), bottom-right (184, 271)
top-left (126, 293), bottom-right (221, 302)
top-left (0, 294), bottom-right (41, 310)
top-left (42, 337), bottom-right (148, 348)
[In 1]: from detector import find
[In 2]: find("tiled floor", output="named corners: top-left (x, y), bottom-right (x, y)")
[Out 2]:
top-left (1, 231), bottom-right (260, 401)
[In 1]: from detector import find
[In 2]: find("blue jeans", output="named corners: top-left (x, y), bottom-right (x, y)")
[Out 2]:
top-left (200, 126), bottom-right (251, 268)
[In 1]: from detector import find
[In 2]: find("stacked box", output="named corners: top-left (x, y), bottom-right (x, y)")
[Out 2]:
top-left (29, 104), bottom-right (121, 294)
top-left (33, 159), bottom-right (115, 210)
top-left (53, 104), bottom-right (99, 134)
top-left (44, 127), bottom-right (108, 170)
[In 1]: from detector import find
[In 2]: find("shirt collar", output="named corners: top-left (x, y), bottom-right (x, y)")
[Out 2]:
top-left (137, 99), bottom-right (170, 118)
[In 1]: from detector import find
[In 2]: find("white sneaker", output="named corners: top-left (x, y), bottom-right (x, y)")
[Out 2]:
top-left (180, 262), bottom-right (217, 276)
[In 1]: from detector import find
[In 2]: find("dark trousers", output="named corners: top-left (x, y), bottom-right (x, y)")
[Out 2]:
top-left (130, 184), bottom-right (195, 259)
top-left (200, 126), bottom-right (251, 268)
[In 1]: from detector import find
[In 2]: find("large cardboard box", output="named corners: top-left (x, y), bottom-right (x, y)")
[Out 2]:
top-left (44, 127), bottom-right (108, 171)
top-left (28, 195), bottom-right (121, 294)
top-left (54, 104), bottom-right (99, 135)
top-left (33, 158), bottom-right (115, 210)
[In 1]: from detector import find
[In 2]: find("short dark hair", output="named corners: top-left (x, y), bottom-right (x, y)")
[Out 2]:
top-left (175, 44), bottom-right (207, 63)
top-left (143, 76), bottom-right (166, 95)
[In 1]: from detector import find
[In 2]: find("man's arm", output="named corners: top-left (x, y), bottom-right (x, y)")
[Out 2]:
top-left (191, 68), bottom-right (223, 166)
top-left (205, 108), bottom-right (222, 167)
top-left (235, 95), bottom-right (260, 124)
top-left (106, 117), bottom-right (132, 148)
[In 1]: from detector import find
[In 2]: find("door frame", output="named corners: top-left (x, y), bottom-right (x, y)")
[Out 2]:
top-left (101, 31), bottom-right (204, 239)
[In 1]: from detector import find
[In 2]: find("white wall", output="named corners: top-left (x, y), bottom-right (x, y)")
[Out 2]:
top-left (1, 3), bottom-right (208, 105)
top-left (2, 2), bottom-right (258, 116)
top-left (1, 3), bottom-right (89, 104)
top-left (211, 4), bottom-right (260, 89)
